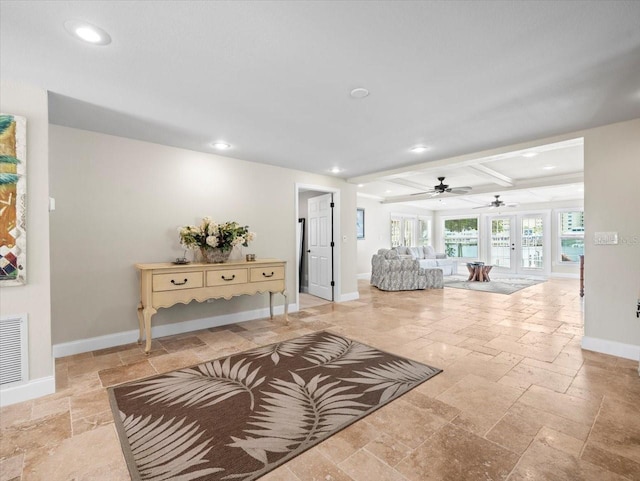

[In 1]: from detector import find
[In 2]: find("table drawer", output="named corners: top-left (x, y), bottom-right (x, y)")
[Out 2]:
top-left (207, 268), bottom-right (248, 286)
top-left (152, 272), bottom-right (203, 292)
top-left (250, 266), bottom-right (285, 282)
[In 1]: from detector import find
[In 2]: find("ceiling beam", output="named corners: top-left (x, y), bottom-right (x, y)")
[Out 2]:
top-left (386, 178), bottom-right (433, 192)
top-left (467, 164), bottom-right (514, 186)
top-left (347, 137), bottom-right (583, 185)
top-left (380, 172), bottom-right (583, 204)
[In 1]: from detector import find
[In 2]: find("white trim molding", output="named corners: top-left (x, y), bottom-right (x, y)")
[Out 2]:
top-left (357, 272), bottom-right (371, 280)
top-left (581, 336), bottom-right (640, 362)
top-left (337, 291), bottom-right (360, 303)
top-left (53, 303), bottom-right (298, 358)
top-left (0, 375), bottom-right (55, 407)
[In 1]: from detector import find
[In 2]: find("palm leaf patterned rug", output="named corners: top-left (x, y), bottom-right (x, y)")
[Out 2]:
top-left (108, 331), bottom-right (442, 481)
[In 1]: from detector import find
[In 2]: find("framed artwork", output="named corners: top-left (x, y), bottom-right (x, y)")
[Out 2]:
top-left (0, 114), bottom-right (27, 286)
top-left (356, 208), bottom-right (365, 240)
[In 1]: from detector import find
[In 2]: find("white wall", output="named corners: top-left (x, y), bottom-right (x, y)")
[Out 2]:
top-left (49, 125), bottom-right (357, 348)
top-left (356, 195), bottom-right (433, 276)
top-left (0, 81), bottom-right (54, 403)
top-left (583, 118), bottom-right (640, 358)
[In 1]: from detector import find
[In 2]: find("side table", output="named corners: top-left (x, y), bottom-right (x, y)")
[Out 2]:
top-left (467, 262), bottom-right (493, 282)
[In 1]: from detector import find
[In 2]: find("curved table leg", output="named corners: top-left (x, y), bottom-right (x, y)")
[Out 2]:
top-left (282, 290), bottom-right (289, 324)
top-left (142, 307), bottom-right (157, 354)
top-left (136, 302), bottom-right (145, 345)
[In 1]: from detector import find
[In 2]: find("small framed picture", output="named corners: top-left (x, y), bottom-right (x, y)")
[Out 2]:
top-left (356, 208), bottom-right (365, 239)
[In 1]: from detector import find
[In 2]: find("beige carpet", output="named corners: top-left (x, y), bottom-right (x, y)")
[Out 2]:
top-left (109, 331), bottom-right (441, 481)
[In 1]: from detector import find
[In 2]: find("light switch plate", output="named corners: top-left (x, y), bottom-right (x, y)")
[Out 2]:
top-left (594, 231), bottom-right (618, 245)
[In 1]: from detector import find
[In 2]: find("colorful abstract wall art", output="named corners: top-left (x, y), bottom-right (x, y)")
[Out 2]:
top-left (0, 114), bottom-right (27, 286)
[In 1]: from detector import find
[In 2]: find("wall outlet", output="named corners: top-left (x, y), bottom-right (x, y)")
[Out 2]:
top-left (594, 232), bottom-right (618, 245)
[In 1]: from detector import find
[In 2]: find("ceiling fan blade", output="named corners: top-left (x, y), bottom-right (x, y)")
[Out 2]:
top-left (472, 205), bottom-right (488, 209)
top-left (448, 186), bottom-right (472, 194)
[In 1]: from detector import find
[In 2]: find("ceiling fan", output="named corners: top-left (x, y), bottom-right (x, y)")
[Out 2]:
top-left (473, 195), bottom-right (518, 209)
top-left (411, 177), bottom-right (472, 197)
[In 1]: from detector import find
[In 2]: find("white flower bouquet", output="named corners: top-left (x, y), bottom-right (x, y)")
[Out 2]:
top-left (179, 217), bottom-right (256, 253)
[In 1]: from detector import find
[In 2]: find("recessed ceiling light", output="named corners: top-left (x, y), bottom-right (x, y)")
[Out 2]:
top-left (330, 167), bottom-right (342, 174)
top-left (210, 142), bottom-right (231, 150)
top-left (522, 151), bottom-right (538, 158)
top-left (350, 88), bottom-right (369, 99)
top-left (411, 145), bottom-right (430, 153)
top-left (385, 190), bottom-right (393, 194)
top-left (64, 20), bottom-right (111, 45)
top-left (357, 184), bottom-right (364, 188)
top-left (542, 165), bottom-right (556, 170)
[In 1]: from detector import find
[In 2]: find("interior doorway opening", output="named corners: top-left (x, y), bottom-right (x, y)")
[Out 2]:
top-left (295, 184), bottom-right (341, 309)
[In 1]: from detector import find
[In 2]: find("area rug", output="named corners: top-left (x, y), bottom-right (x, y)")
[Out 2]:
top-left (108, 331), bottom-right (442, 481)
top-left (444, 274), bottom-right (545, 294)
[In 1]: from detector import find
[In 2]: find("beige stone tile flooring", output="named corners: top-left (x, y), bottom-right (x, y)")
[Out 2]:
top-left (2, 279), bottom-right (639, 480)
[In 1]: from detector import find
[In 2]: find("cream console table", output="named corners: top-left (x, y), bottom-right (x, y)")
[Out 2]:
top-left (135, 259), bottom-right (288, 354)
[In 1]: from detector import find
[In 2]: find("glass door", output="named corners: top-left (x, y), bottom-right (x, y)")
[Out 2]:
top-left (485, 213), bottom-right (550, 276)
top-left (390, 214), bottom-right (420, 247)
top-left (488, 215), bottom-right (516, 273)
top-left (519, 214), bottom-right (549, 276)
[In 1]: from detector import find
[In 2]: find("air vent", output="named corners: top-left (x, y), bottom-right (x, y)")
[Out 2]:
top-left (0, 315), bottom-right (29, 386)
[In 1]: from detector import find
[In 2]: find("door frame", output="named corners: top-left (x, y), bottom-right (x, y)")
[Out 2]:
top-left (484, 211), bottom-right (551, 277)
top-left (295, 183), bottom-right (341, 308)
top-left (486, 214), bottom-right (517, 275)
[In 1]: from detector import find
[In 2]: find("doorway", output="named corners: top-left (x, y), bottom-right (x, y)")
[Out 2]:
top-left (296, 185), bottom-right (341, 307)
top-left (486, 212), bottom-right (550, 276)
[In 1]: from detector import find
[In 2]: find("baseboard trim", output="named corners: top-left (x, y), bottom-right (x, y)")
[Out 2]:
top-left (53, 303), bottom-right (299, 358)
top-left (357, 272), bottom-right (371, 280)
top-left (0, 375), bottom-right (56, 407)
top-left (550, 272), bottom-right (580, 279)
top-left (337, 291), bottom-right (360, 302)
top-left (581, 336), bottom-right (640, 362)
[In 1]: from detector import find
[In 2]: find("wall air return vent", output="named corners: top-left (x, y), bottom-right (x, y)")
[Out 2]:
top-left (0, 314), bottom-right (29, 386)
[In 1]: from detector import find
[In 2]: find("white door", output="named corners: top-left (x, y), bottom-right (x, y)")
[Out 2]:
top-left (307, 193), bottom-right (333, 300)
top-left (518, 213), bottom-right (550, 276)
top-left (487, 215), bottom-right (517, 274)
top-left (486, 213), bottom-right (550, 276)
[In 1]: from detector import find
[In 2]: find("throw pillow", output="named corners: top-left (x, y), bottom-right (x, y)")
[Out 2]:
top-left (423, 245), bottom-right (436, 259)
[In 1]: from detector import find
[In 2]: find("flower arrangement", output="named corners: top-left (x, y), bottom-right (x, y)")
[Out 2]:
top-left (179, 217), bottom-right (256, 252)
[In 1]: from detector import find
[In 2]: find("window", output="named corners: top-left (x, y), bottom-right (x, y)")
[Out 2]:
top-left (444, 217), bottom-right (478, 258)
top-left (559, 210), bottom-right (584, 262)
top-left (390, 214), bottom-right (431, 247)
top-left (417, 217), bottom-right (432, 246)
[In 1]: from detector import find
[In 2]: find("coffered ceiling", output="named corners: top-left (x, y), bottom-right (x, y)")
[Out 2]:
top-left (355, 138), bottom-right (584, 210)
top-left (1, 1), bottom-right (639, 197)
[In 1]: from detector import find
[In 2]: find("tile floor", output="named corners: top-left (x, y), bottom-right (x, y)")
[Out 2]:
top-left (1, 279), bottom-right (639, 480)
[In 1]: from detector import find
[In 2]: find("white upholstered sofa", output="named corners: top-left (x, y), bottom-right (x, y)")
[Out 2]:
top-left (393, 246), bottom-right (458, 276)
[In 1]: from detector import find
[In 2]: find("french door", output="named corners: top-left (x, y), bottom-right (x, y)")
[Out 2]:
top-left (487, 213), bottom-right (550, 276)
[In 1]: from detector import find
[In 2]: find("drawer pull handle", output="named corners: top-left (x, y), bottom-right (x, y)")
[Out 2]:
top-left (171, 278), bottom-right (188, 286)
top-left (262, 271), bottom-right (275, 278)
top-left (221, 275), bottom-right (236, 281)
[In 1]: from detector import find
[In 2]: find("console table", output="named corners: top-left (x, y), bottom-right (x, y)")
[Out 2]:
top-left (135, 259), bottom-right (288, 354)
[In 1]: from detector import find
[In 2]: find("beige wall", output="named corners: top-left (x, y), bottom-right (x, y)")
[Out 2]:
top-left (584, 119), bottom-right (640, 349)
top-left (49, 125), bottom-right (357, 345)
top-left (0, 81), bottom-right (53, 380)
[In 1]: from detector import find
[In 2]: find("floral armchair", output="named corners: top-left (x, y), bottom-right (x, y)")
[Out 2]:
top-left (371, 249), bottom-right (444, 291)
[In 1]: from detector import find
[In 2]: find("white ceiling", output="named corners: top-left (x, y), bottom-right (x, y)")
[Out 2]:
top-left (1, 1), bottom-right (639, 191)
top-left (358, 138), bottom-right (585, 210)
